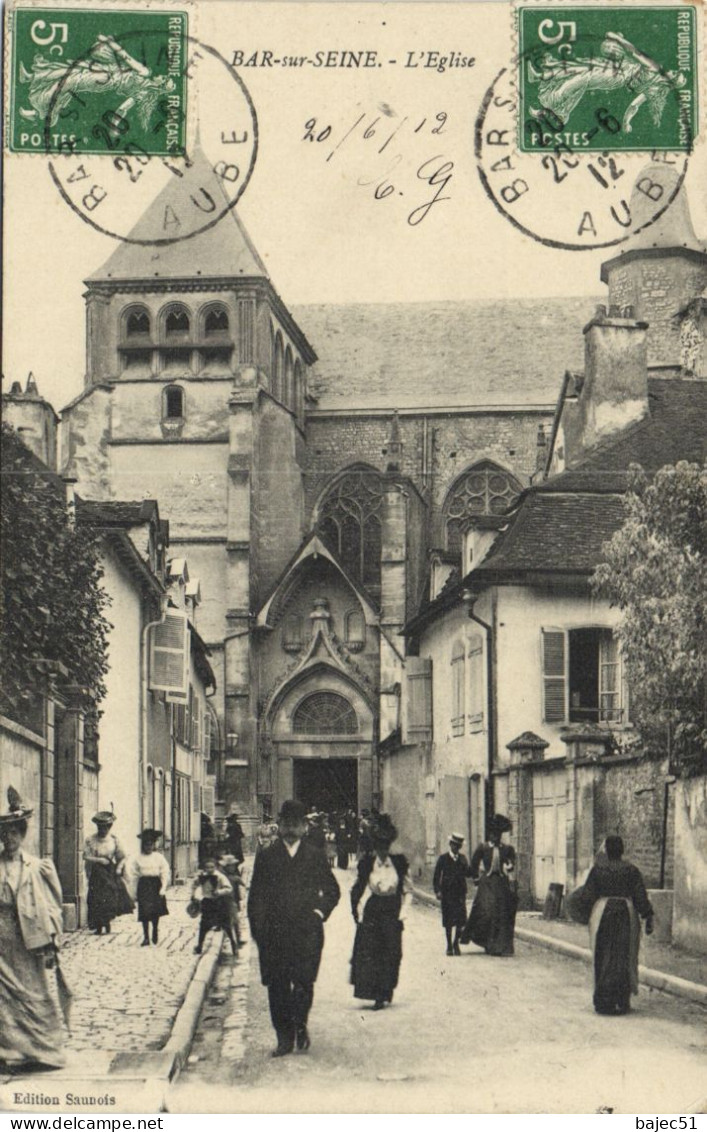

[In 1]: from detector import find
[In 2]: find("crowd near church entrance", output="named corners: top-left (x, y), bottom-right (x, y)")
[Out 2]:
top-left (293, 758), bottom-right (359, 814)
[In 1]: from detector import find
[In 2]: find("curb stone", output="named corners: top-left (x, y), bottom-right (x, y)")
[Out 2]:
top-left (162, 934), bottom-right (225, 1081)
top-left (412, 886), bottom-right (707, 1008)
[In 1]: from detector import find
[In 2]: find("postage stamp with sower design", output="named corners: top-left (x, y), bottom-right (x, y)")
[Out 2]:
top-left (9, 7), bottom-right (188, 155)
top-left (518, 6), bottom-right (698, 153)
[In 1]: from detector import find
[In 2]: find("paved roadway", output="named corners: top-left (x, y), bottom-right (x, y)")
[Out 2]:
top-left (172, 867), bottom-right (707, 1115)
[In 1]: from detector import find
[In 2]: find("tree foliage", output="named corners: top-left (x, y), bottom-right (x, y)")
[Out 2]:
top-left (0, 424), bottom-right (111, 722)
top-left (593, 461), bottom-right (707, 775)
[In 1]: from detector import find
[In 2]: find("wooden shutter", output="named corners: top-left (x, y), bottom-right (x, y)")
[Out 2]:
top-left (451, 642), bottom-right (465, 737)
top-left (599, 631), bottom-right (621, 723)
top-left (402, 657), bottom-right (433, 744)
top-left (192, 695), bottom-right (201, 751)
top-left (203, 710), bottom-right (212, 761)
top-left (542, 630), bottom-right (567, 723)
top-left (468, 634), bottom-right (484, 727)
top-left (150, 610), bottom-right (189, 697)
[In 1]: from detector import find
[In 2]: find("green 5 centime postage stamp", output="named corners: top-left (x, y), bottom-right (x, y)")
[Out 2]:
top-left (9, 7), bottom-right (188, 155)
top-left (518, 6), bottom-right (697, 153)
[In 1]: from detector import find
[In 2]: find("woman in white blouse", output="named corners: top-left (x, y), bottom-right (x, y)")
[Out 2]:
top-left (350, 814), bottom-right (412, 1010)
top-left (127, 829), bottom-right (170, 946)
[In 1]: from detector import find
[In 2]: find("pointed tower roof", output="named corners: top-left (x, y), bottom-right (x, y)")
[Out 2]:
top-left (602, 163), bottom-right (706, 280)
top-left (87, 145), bottom-right (268, 283)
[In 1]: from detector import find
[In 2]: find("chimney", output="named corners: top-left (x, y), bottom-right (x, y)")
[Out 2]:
top-left (575, 307), bottom-right (649, 457)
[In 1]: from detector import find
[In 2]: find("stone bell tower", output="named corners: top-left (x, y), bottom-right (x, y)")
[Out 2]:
top-left (600, 164), bottom-right (707, 369)
top-left (61, 147), bottom-right (317, 812)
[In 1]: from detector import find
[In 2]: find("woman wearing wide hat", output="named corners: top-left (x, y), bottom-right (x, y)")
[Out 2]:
top-left (350, 813), bottom-right (412, 1010)
top-left (126, 829), bottom-right (170, 946)
top-left (83, 808), bottom-right (130, 935)
top-left (0, 787), bottom-right (68, 1069)
top-left (460, 814), bottom-right (518, 956)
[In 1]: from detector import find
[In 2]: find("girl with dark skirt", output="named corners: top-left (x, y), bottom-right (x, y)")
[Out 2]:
top-left (127, 829), bottom-right (170, 946)
top-left (461, 814), bottom-right (518, 956)
top-left (350, 814), bottom-right (411, 1010)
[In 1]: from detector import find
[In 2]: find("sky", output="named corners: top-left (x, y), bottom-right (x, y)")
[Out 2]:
top-left (4, 0), bottom-right (706, 410)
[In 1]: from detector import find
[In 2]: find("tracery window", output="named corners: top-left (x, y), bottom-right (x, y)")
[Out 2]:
top-left (444, 461), bottom-right (522, 553)
top-left (293, 692), bottom-right (358, 735)
top-left (272, 331), bottom-right (284, 401)
top-left (318, 470), bottom-right (383, 594)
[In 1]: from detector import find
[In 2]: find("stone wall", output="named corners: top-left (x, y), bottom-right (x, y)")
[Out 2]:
top-left (381, 744), bottom-right (429, 882)
top-left (595, 753), bottom-right (675, 890)
top-left (0, 716), bottom-right (45, 856)
top-left (672, 774), bottom-right (707, 954)
top-left (606, 253), bottom-right (707, 367)
top-left (304, 410), bottom-right (552, 546)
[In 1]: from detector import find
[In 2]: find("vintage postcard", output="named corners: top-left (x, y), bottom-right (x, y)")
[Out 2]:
top-left (2, 0), bottom-right (706, 1118)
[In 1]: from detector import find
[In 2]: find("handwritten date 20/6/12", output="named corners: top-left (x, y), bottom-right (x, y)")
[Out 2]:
top-left (303, 111), bottom-right (453, 226)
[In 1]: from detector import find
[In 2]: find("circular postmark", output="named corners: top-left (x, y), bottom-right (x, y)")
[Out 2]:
top-left (43, 30), bottom-right (257, 246)
top-left (476, 35), bottom-right (692, 252)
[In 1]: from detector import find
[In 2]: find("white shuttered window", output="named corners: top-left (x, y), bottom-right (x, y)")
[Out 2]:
top-left (150, 610), bottom-right (189, 697)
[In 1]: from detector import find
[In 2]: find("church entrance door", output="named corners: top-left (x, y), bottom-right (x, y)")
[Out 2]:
top-left (293, 758), bottom-right (358, 814)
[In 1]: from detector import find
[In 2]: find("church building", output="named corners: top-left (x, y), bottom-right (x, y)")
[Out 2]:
top-left (58, 148), bottom-right (599, 819)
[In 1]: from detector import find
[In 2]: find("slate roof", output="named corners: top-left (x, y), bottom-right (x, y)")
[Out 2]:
top-left (470, 376), bottom-right (707, 580)
top-left (471, 492), bottom-right (625, 579)
top-left (406, 375), bottom-right (706, 630)
top-left (77, 499), bottom-right (161, 526)
top-left (87, 147), bottom-right (268, 283)
top-left (292, 298), bottom-right (595, 411)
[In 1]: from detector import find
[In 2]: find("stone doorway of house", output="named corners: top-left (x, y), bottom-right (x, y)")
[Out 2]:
top-left (293, 758), bottom-right (358, 814)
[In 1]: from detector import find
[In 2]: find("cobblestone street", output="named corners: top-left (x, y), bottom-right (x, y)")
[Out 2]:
top-left (56, 886), bottom-right (208, 1056)
top-left (173, 868), bottom-right (707, 1115)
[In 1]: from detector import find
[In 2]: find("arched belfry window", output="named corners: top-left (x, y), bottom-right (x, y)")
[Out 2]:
top-left (272, 331), bottom-right (284, 401)
top-left (126, 307), bottom-right (150, 336)
top-left (204, 307), bottom-right (229, 334)
top-left (318, 469), bottom-right (383, 595)
top-left (293, 691), bottom-right (358, 735)
top-left (284, 346), bottom-right (294, 409)
top-left (165, 306), bottom-right (190, 336)
top-left (163, 385), bottom-right (185, 420)
top-left (444, 461), bottom-right (522, 553)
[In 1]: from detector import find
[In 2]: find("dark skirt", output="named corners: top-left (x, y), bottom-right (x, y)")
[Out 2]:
top-left (87, 865), bottom-right (131, 929)
top-left (593, 898), bottom-right (632, 1014)
top-left (350, 894), bottom-right (403, 1002)
top-left (460, 874), bottom-right (517, 955)
top-left (440, 894), bottom-right (467, 929)
top-left (137, 876), bottom-right (169, 922)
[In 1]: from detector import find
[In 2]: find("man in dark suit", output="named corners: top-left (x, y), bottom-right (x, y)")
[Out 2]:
top-left (248, 799), bottom-right (340, 1057)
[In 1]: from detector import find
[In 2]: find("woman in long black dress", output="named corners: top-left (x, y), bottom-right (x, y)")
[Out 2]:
top-left (461, 813), bottom-right (517, 956)
top-left (83, 810), bottom-right (128, 935)
top-left (581, 834), bottom-right (654, 1015)
top-left (350, 814), bottom-right (411, 1010)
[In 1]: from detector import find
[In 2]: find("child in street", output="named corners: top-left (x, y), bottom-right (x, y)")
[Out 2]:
top-left (220, 852), bottom-right (247, 946)
top-left (192, 857), bottom-right (238, 955)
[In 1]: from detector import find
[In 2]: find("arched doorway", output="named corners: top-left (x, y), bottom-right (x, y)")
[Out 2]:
top-left (267, 672), bottom-right (375, 816)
